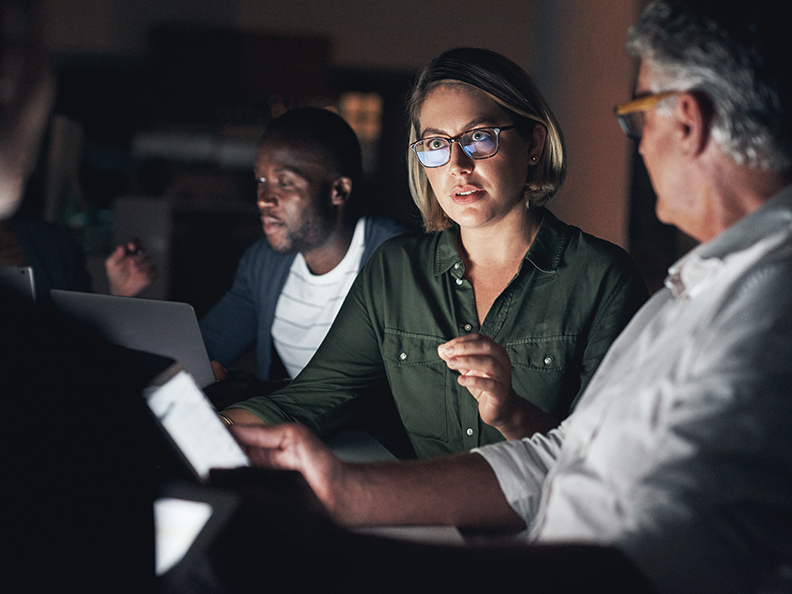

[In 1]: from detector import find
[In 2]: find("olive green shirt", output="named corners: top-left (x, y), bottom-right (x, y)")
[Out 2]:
top-left (229, 209), bottom-right (648, 458)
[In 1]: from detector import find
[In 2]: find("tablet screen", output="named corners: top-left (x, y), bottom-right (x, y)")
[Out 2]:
top-left (144, 368), bottom-right (249, 481)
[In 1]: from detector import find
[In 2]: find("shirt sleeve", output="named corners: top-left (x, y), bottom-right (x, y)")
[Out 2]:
top-left (199, 246), bottom-right (260, 368)
top-left (572, 251), bottom-right (649, 411)
top-left (472, 425), bottom-right (566, 530)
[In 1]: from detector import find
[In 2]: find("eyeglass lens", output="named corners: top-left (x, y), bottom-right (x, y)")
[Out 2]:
top-left (617, 112), bottom-right (644, 140)
top-left (414, 128), bottom-right (500, 167)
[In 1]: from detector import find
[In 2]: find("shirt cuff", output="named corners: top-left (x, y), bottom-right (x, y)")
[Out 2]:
top-left (472, 432), bottom-right (562, 532)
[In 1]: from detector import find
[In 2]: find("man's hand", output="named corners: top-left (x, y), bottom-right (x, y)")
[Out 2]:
top-left (438, 334), bottom-right (558, 439)
top-left (105, 240), bottom-right (156, 297)
top-left (231, 423), bottom-right (347, 519)
top-left (211, 361), bottom-right (228, 381)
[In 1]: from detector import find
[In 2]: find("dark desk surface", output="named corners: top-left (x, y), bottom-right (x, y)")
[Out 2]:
top-left (156, 429), bottom-right (464, 588)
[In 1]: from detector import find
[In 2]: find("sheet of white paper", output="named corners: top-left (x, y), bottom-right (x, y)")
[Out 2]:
top-left (146, 370), bottom-right (249, 480)
top-left (154, 497), bottom-right (213, 576)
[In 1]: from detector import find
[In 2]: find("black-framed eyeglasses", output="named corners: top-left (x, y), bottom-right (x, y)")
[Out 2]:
top-left (613, 91), bottom-right (680, 140)
top-left (410, 125), bottom-right (517, 168)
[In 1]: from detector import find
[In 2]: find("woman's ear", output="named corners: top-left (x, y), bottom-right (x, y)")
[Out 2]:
top-left (330, 176), bottom-right (353, 206)
top-left (528, 122), bottom-right (547, 164)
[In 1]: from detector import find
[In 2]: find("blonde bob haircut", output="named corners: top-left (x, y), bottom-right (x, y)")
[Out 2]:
top-left (407, 48), bottom-right (566, 232)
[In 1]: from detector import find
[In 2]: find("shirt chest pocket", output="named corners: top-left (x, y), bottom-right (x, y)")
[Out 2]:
top-left (506, 335), bottom-right (580, 416)
top-left (381, 329), bottom-right (449, 442)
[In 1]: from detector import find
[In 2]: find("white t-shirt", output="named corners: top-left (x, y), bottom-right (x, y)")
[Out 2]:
top-left (271, 217), bottom-right (366, 379)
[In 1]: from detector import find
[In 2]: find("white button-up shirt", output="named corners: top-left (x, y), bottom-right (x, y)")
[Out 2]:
top-left (475, 187), bottom-right (792, 594)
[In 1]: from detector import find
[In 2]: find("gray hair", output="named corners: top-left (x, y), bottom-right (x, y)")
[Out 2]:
top-left (627, 0), bottom-right (792, 172)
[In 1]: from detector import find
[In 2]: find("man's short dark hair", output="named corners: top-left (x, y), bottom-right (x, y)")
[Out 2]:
top-left (260, 106), bottom-right (363, 185)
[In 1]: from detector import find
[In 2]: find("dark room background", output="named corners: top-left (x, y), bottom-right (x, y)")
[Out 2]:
top-left (28, 0), bottom-right (686, 315)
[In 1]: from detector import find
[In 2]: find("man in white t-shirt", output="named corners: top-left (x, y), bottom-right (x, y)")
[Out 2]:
top-left (225, 2), bottom-right (792, 592)
top-left (200, 107), bottom-right (411, 385)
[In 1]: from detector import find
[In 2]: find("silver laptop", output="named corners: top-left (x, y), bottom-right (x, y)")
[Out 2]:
top-left (0, 266), bottom-right (36, 302)
top-left (50, 289), bottom-right (215, 388)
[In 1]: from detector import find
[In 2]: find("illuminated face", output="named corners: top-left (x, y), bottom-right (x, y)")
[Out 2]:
top-left (418, 84), bottom-right (533, 231)
top-left (254, 139), bottom-right (337, 255)
top-left (636, 61), bottom-right (709, 241)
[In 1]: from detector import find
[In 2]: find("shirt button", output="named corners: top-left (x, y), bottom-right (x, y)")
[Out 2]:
top-left (466, 428), bottom-right (473, 436)
top-left (399, 352), bottom-right (408, 361)
top-left (544, 356), bottom-right (553, 365)
top-left (463, 324), bottom-right (472, 332)
top-left (453, 262), bottom-right (461, 270)
top-left (456, 278), bottom-right (464, 286)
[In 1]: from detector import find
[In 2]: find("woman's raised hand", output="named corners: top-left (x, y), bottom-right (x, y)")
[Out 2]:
top-left (438, 334), bottom-right (559, 439)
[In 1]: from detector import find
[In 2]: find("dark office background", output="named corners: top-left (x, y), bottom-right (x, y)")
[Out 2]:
top-left (28, 0), bottom-right (687, 315)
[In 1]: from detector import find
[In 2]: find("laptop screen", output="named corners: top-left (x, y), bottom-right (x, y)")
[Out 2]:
top-left (50, 290), bottom-right (215, 388)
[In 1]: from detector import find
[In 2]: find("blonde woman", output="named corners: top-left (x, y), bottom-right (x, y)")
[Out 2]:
top-left (224, 48), bottom-right (648, 458)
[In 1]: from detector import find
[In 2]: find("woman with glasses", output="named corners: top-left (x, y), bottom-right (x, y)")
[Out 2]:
top-left (223, 48), bottom-right (648, 458)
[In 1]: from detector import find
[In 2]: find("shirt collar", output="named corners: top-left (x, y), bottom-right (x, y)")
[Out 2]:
top-left (434, 208), bottom-right (569, 277)
top-left (665, 184), bottom-right (792, 299)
